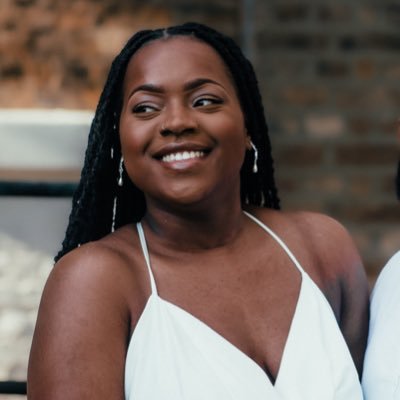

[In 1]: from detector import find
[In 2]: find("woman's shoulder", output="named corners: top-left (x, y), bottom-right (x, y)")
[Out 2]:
top-left (248, 207), bottom-right (359, 268)
top-left (53, 226), bottom-right (136, 286)
top-left (28, 225), bottom-right (143, 399)
top-left (248, 207), bottom-right (367, 296)
top-left (45, 224), bottom-right (148, 319)
top-left (252, 206), bottom-right (350, 236)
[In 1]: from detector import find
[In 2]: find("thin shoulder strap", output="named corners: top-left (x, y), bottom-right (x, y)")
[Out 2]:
top-left (243, 211), bottom-right (306, 275)
top-left (136, 222), bottom-right (158, 295)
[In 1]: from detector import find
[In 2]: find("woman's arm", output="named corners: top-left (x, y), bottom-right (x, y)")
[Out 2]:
top-left (28, 243), bottom-right (132, 400)
top-left (334, 223), bottom-right (370, 378)
top-left (305, 213), bottom-right (370, 377)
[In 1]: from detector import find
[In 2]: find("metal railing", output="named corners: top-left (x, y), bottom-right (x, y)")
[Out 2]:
top-left (0, 181), bottom-right (77, 198)
top-left (0, 381), bottom-right (27, 395)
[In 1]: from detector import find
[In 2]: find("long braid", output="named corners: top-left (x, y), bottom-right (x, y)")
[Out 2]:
top-left (55, 23), bottom-right (280, 262)
top-left (396, 159), bottom-right (400, 200)
top-left (56, 30), bottom-right (163, 261)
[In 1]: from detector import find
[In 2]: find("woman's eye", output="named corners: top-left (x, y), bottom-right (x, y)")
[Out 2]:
top-left (193, 97), bottom-right (222, 107)
top-left (132, 104), bottom-right (158, 114)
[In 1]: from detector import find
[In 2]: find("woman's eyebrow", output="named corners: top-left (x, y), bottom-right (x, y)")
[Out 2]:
top-left (128, 84), bottom-right (164, 99)
top-left (183, 78), bottom-right (224, 91)
top-left (128, 78), bottom-right (224, 99)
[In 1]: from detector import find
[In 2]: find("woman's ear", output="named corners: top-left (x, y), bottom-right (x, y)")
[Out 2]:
top-left (245, 135), bottom-right (252, 150)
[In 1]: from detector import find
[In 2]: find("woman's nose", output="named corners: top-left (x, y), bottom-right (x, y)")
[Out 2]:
top-left (160, 105), bottom-right (198, 137)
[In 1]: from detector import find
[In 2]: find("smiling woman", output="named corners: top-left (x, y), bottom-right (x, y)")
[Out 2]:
top-left (119, 37), bottom-right (247, 208)
top-left (27, 23), bottom-right (369, 400)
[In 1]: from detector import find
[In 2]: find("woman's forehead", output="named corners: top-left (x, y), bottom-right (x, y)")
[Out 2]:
top-left (124, 36), bottom-right (235, 88)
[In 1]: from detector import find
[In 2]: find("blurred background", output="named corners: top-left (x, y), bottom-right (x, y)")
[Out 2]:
top-left (0, 0), bottom-right (399, 396)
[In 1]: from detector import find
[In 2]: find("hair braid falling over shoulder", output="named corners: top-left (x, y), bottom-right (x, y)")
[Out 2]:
top-left (55, 22), bottom-right (280, 262)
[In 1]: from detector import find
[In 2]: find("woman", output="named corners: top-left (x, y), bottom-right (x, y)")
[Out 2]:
top-left (28, 23), bottom-right (369, 399)
top-left (362, 251), bottom-right (400, 399)
top-left (362, 159), bottom-right (400, 399)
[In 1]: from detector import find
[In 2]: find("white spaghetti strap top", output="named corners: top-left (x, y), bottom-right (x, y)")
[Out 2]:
top-left (243, 211), bottom-right (307, 275)
top-left (125, 212), bottom-right (363, 399)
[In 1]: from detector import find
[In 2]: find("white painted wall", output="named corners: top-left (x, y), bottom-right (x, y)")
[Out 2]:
top-left (0, 109), bottom-right (93, 255)
top-left (0, 109), bottom-right (93, 169)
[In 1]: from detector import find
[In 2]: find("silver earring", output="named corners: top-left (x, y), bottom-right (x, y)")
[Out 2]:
top-left (111, 196), bottom-right (117, 232)
top-left (250, 141), bottom-right (258, 173)
top-left (118, 157), bottom-right (124, 186)
top-left (112, 156), bottom-right (123, 232)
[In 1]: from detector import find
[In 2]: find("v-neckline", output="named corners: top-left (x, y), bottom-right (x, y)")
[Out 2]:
top-left (131, 273), bottom-right (304, 388)
top-left (134, 214), bottom-right (306, 387)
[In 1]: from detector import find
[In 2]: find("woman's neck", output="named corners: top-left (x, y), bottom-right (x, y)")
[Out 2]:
top-left (142, 199), bottom-right (246, 252)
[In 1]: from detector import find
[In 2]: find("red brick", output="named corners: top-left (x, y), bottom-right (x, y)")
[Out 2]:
top-left (366, 33), bottom-right (400, 50)
top-left (279, 86), bottom-right (328, 106)
top-left (317, 4), bottom-right (353, 22)
top-left (348, 116), bottom-right (399, 137)
top-left (384, 63), bottom-right (400, 79)
top-left (348, 117), bottom-right (373, 135)
top-left (380, 173), bottom-right (398, 197)
top-left (276, 145), bottom-right (324, 166)
top-left (306, 175), bottom-right (344, 193)
top-left (305, 114), bottom-right (345, 138)
top-left (276, 195), bottom-right (326, 213)
top-left (335, 144), bottom-right (398, 165)
top-left (347, 175), bottom-right (374, 196)
top-left (333, 202), bottom-right (400, 223)
top-left (257, 32), bottom-right (329, 50)
top-left (274, 4), bottom-right (309, 21)
top-left (274, 175), bottom-right (299, 192)
top-left (355, 59), bottom-right (376, 79)
top-left (379, 230), bottom-right (400, 259)
top-left (335, 86), bottom-right (395, 110)
top-left (317, 60), bottom-right (350, 78)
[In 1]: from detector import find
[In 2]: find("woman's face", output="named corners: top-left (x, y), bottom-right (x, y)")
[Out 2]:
top-left (119, 36), bottom-right (248, 209)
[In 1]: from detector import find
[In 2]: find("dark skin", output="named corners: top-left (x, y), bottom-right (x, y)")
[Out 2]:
top-left (28, 37), bottom-right (369, 399)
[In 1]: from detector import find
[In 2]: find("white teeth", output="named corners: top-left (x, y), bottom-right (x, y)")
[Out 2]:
top-left (162, 151), bottom-right (204, 163)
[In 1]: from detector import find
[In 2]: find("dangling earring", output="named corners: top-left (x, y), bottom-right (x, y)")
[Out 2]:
top-left (250, 141), bottom-right (258, 173)
top-left (118, 156), bottom-right (124, 186)
top-left (111, 112), bottom-right (121, 232)
top-left (111, 152), bottom-right (124, 232)
top-left (111, 196), bottom-right (117, 232)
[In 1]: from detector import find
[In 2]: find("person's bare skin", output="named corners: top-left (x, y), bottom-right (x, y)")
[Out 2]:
top-left (28, 37), bottom-right (369, 399)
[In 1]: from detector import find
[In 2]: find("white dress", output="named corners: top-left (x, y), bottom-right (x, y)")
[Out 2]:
top-left (125, 212), bottom-right (363, 399)
top-left (362, 251), bottom-right (400, 399)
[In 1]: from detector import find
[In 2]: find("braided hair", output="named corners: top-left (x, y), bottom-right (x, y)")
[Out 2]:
top-left (396, 159), bottom-right (400, 200)
top-left (55, 22), bottom-right (280, 262)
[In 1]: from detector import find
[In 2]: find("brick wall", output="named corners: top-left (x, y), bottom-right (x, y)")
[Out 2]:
top-left (1, 0), bottom-right (399, 280)
top-left (252, 1), bottom-right (400, 280)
